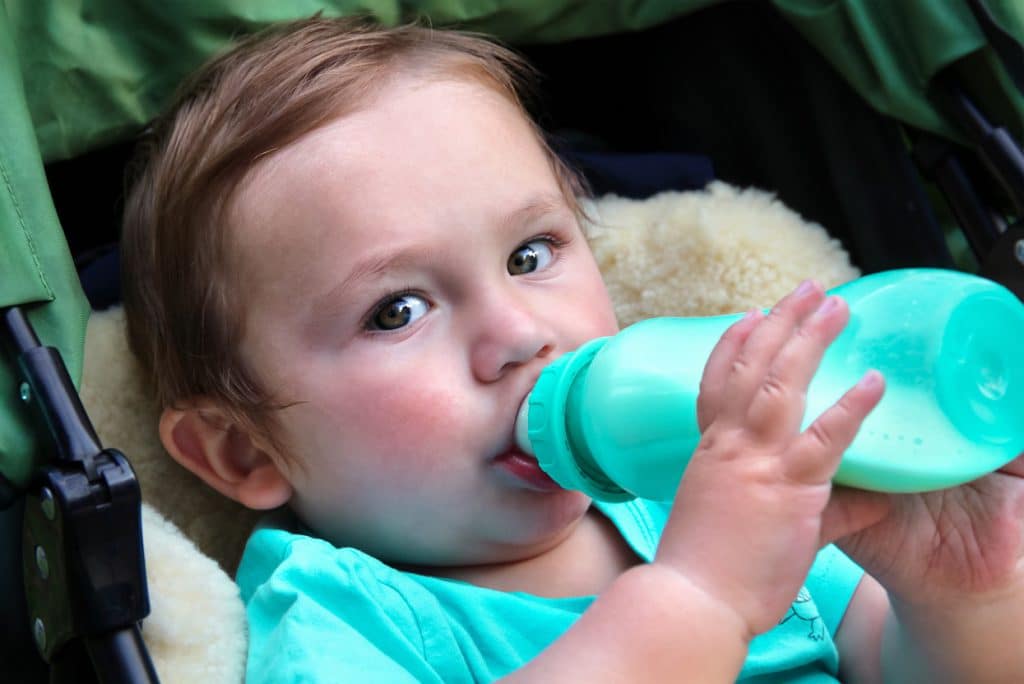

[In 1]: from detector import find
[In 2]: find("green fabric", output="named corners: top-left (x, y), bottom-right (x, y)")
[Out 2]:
top-left (0, 5), bottom-right (88, 490)
top-left (238, 499), bottom-right (864, 682)
top-left (7, 1), bottom-right (1022, 163)
top-left (774, 0), bottom-right (1024, 143)
top-left (6, 0), bottom-right (715, 163)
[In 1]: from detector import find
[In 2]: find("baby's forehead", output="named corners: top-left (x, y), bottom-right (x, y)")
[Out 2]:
top-left (236, 75), bottom-right (521, 188)
top-left (230, 77), bottom-right (544, 226)
top-left (222, 76), bottom-right (574, 311)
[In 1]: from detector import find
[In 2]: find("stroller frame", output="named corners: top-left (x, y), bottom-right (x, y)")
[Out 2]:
top-left (2, 306), bottom-right (157, 683)
top-left (918, 0), bottom-right (1024, 298)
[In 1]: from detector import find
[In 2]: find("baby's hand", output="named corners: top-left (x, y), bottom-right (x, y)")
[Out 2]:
top-left (654, 281), bottom-right (887, 637)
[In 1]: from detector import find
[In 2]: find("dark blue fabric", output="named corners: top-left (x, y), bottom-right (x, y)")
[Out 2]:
top-left (77, 245), bottom-right (121, 311)
top-left (561, 149), bottom-right (715, 198)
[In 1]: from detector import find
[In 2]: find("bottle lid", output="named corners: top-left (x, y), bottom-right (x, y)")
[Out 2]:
top-left (522, 338), bottom-right (634, 501)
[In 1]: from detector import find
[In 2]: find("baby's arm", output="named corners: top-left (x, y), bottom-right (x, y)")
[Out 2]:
top-left (504, 563), bottom-right (751, 681)
top-left (509, 281), bottom-right (887, 682)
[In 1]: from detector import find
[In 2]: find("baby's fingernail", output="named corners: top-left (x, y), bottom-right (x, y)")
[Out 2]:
top-left (743, 307), bottom-right (761, 320)
top-left (796, 279), bottom-right (817, 297)
top-left (815, 296), bottom-right (840, 316)
top-left (857, 370), bottom-right (883, 390)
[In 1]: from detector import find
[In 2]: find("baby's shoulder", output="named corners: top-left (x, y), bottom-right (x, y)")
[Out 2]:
top-left (237, 521), bottom-right (424, 608)
top-left (239, 524), bottom-right (468, 682)
top-left (240, 523), bottom-right (459, 653)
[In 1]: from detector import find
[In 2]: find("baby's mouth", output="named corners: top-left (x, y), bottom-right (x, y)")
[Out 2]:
top-left (493, 445), bottom-right (563, 492)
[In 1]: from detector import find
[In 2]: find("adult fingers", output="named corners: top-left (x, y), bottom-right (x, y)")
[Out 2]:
top-left (697, 308), bottom-right (763, 431)
top-left (819, 486), bottom-right (891, 546)
top-left (787, 370), bottom-right (886, 484)
top-left (718, 279), bottom-right (825, 424)
top-left (997, 452), bottom-right (1024, 478)
top-left (744, 295), bottom-right (850, 437)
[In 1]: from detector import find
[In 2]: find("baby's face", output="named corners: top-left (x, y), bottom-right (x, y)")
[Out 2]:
top-left (230, 75), bottom-right (618, 566)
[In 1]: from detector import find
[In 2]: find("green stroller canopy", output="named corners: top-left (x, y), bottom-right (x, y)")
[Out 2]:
top-left (2, 0), bottom-right (1023, 490)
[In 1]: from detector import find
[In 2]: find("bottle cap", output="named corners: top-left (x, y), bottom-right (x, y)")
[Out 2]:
top-left (520, 338), bottom-right (633, 501)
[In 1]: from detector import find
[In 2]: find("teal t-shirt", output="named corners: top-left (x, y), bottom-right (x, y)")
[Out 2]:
top-left (237, 500), bottom-right (863, 682)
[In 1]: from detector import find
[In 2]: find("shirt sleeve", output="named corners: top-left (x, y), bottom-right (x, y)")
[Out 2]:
top-left (804, 544), bottom-right (865, 637)
top-left (238, 527), bottom-right (443, 684)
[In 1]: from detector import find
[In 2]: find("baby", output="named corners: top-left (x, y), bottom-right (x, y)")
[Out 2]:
top-left (121, 17), bottom-right (1024, 682)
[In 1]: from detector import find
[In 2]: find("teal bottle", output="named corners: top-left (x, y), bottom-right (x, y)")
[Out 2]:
top-left (515, 269), bottom-right (1024, 501)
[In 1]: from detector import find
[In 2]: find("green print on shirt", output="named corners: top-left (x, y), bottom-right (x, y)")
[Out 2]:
top-left (779, 588), bottom-right (825, 641)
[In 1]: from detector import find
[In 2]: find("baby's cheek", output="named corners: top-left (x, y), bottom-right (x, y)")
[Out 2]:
top-left (380, 386), bottom-right (465, 450)
top-left (349, 381), bottom-right (470, 467)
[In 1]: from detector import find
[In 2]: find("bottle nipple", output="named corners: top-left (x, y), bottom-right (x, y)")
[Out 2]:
top-left (515, 395), bottom-right (534, 455)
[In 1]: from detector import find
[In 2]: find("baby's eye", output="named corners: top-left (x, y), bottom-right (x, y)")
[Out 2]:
top-left (508, 239), bottom-right (555, 275)
top-left (367, 294), bottom-right (429, 331)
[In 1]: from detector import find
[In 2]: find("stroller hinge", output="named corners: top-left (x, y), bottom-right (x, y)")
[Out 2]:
top-left (22, 449), bottom-right (151, 664)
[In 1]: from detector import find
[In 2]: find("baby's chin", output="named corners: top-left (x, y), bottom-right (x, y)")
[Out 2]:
top-left (299, 484), bottom-right (593, 569)
top-left (486, 489), bottom-right (593, 554)
top-left (405, 492), bottom-right (595, 568)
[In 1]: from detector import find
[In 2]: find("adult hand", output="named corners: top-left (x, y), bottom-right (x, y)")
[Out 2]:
top-left (838, 453), bottom-right (1024, 606)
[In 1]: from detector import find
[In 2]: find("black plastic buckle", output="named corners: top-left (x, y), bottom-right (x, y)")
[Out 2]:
top-left (22, 449), bottom-right (149, 662)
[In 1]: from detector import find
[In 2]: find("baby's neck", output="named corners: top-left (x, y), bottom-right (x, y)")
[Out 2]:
top-left (429, 507), bottom-right (641, 598)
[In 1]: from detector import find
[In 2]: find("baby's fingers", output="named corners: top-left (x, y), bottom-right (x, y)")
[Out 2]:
top-left (720, 280), bottom-right (825, 423)
top-left (744, 295), bottom-right (849, 437)
top-left (698, 309), bottom-right (763, 431)
top-left (788, 371), bottom-right (886, 484)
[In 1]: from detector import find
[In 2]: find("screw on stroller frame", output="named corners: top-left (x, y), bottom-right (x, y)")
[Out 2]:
top-left (1, 306), bottom-right (159, 683)
top-left (913, 0), bottom-right (1024, 302)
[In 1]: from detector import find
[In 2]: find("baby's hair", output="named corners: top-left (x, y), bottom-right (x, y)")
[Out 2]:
top-left (121, 16), bottom-right (586, 453)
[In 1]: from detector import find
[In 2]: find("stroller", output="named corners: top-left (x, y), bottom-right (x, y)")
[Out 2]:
top-left (2, 1), bottom-right (1023, 681)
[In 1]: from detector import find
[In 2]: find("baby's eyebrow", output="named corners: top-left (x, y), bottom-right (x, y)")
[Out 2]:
top-left (500, 194), bottom-right (571, 232)
top-left (308, 247), bottom-right (427, 321)
top-left (307, 194), bottom-right (571, 324)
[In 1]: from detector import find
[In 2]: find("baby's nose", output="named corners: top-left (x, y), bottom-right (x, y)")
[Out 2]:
top-left (469, 299), bottom-right (555, 383)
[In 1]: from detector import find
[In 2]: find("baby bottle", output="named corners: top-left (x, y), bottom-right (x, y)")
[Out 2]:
top-left (515, 269), bottom-right (1024, 501)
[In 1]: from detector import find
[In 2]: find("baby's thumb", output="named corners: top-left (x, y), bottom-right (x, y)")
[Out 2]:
top-left (818, 486), bottom-right (891, 546)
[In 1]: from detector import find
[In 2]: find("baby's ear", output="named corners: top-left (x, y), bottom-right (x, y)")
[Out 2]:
top-left (159, 401), bottom-right (293, 510)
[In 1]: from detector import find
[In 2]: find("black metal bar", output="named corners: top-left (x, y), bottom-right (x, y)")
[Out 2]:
top-left (19, 346), bottom-right (103, 470)
top-left (945, 84), bottom-right (993, 141)
top-left (85, 626), bottom-right (161, 684)
top-left (2, 306), bottom-right (41, 353)
top-left (934, 156), bottom-right (1002, 258)
top-left (2, 306), bottom-right (46, 508)
top-left (3, 306), bottom-right (103, 469)
top-left (943, 84), bottom-right (1024, 216)
top-left (913, 131), bottom-right (1001, 259)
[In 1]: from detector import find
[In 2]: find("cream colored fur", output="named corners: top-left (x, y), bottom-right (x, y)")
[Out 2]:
top-left (79, 183), bottom-right (857, 682)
